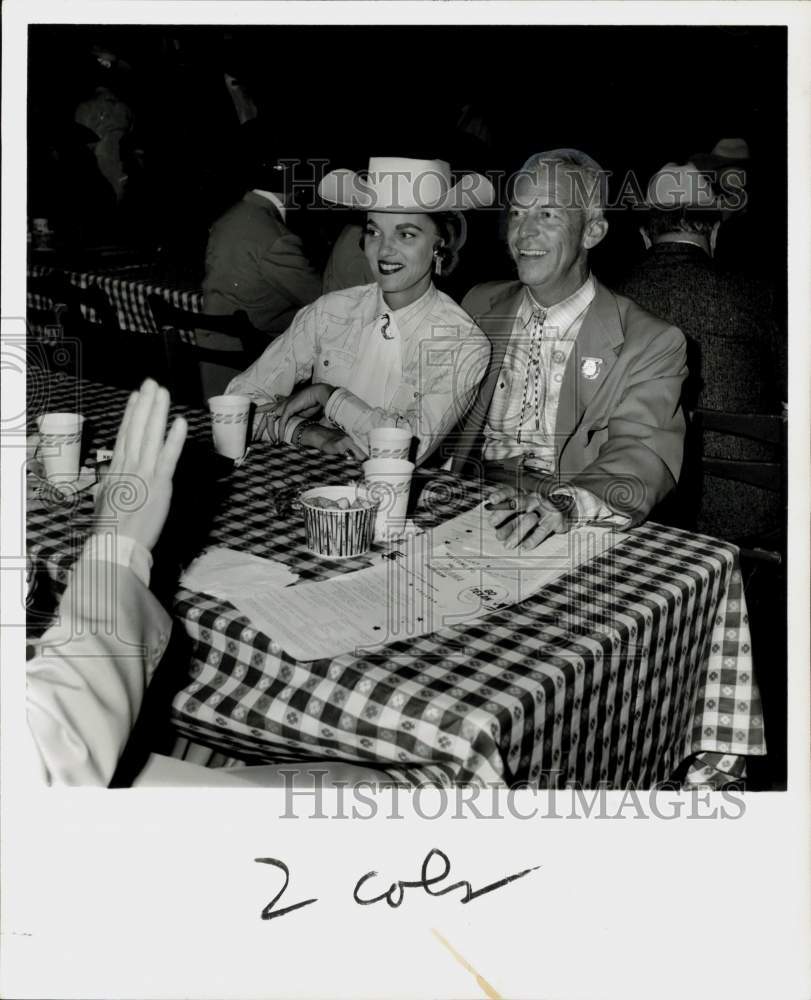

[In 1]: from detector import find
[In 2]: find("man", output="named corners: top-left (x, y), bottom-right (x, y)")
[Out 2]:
top-left (202, 151), bottom-right (322, 335)
top-left (615, 161), bottom-right (783, 540)
top-left (689, 137), bottom-right (757, 275)
top-left (450, 149), bottom-right (687, 548)
top-left (321, 219), bottom-right (374, 293)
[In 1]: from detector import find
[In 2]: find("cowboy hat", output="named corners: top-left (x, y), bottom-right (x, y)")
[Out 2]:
top-left (689, 137), bottom-right (750, 174)
top-left (645, 161), bottom-right (718, 209)
top-left (317, 156), bottom-right (494, 212)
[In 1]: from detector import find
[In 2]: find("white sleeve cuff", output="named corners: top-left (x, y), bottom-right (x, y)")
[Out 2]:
top-left (551, 486), bottom-right (632, 527)
top-left (80, 533), bottom-right (154, 589)
top-left (324, 388), bottom-right (372, 452)
top-left (324, 387), bottom-right (350, 429)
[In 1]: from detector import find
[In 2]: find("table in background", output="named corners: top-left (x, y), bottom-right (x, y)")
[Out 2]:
top-left (28, 260), bottom-right (203, 335)
top-left (27, 375), bottom-right (766, 788)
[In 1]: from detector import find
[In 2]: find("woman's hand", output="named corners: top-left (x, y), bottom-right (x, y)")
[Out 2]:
top-left (485, 485), bottom-right (571, 550)
top-left (297, 424), bottom-right (367, 459)
top-left (278, 383), bottom-right (335, 441)
top-left (253, 400), bottom-right (281, 440)
top-left (252, 394), bottom-right (291, 440)
top-left (95, 379), bottom-right (188, 553)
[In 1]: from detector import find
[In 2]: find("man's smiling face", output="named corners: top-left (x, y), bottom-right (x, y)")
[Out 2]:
top-left (507, 164), bottom-right (607, 306)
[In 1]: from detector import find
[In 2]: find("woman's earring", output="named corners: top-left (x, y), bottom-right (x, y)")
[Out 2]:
top-left (433, 251), bottom-right (442, 277)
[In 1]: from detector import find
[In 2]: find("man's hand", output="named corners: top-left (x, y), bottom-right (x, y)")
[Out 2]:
top-left (278, 383), bottom-right (335, 441)
top-left (297, 424), bottom-right (367, 459)
top-left (95, 379), bottom-right (188, 552)
top-left (485, 485), bottom-right (572, 549)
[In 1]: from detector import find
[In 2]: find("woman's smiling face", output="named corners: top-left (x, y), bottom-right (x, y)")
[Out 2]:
top-left (363, 212), bottom-right (439, 310)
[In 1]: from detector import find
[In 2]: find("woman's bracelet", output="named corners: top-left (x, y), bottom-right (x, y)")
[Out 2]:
top-left (291, 419), bottom-right (317, 449)
top-left (281, 415), bottom-right (306, 445)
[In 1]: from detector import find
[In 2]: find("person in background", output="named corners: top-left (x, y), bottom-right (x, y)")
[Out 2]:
top-left (450, 148), bottom-right (687, 548)
top-left (689, 137), bottom-right (758, 275)
top-left (227, 156), bottom-right (494, 465)
top-left (74, 84), bottom-right (136, 207)
top-left (321, 215), bottom-right (374, 294)
top-left (31, 121), bottom-right (118, 248)
top-left (614, 161), bottom-right (784, 540)
top-left (25, 380), bottom-right (388, 787)
top-left (202, 149), bottom-right (322, 335)
top-left (60, 41), bottom-right (151, 249)
top-left (33, 63), bottom-right (146, 251)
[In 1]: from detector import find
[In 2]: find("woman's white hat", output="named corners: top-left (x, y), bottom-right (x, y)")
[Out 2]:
top-left (318, 156), bottom-right (494, 212)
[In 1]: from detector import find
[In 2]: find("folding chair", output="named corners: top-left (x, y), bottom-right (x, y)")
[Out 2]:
top-left (689, 407), bottom-right (788, 790)
top-left (26, 272), bottom-right (75, 374)
top-left (57, 278), bottom-right (168, 386)
top-left (691, 408), bottom-right (786, 564)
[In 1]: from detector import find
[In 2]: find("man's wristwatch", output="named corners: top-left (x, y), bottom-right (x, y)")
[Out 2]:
top-left (548, 490), bottom-right (578, 524)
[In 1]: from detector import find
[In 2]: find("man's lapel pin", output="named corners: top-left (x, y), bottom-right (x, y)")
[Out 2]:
top-left (580, 356), bottom-right (603, 380)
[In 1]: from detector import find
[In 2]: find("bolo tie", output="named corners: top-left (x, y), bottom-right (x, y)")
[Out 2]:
top-left (517, 308), bottom-right (547, 443)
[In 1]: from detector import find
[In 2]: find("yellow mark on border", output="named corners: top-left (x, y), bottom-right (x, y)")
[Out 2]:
top-left (431, 927), bottom-right (502, 1000)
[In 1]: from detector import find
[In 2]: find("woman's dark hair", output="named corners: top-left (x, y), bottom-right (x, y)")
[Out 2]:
top-left (359, 209), bottom-right (467, 276)
top-left (432, 211), bottom-right (467, 276)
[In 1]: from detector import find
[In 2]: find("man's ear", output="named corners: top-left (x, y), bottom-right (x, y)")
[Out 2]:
top-left (583, 216), bottom-right (608, 250)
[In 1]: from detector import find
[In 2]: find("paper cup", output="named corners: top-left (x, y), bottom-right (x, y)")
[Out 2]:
top-left (35, 413), bottom-right (85, 483)
top-left (208, 394), bottom-right (250, 459)
top-left (362, 458), bottom-right (414, 542)
top-left (368, 426), bottom-right (412, 461)
top-left (299, 485), bottom-right (379, 559)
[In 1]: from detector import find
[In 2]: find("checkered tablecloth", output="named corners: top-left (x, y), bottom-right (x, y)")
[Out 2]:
top-left (28, 263), bottom-right (202, 335)
top-left (26, 376), bottom-right (765, 788)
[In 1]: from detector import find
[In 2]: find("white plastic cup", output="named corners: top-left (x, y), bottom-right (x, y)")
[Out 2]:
top-left (208, 394), bottom-right (251, 459)
top-left (35, 413), bottom-right (85, 483)
top-left (368, 426), bottom-right (412, 461)
top-left (362, 458), bottom-right (414, 541)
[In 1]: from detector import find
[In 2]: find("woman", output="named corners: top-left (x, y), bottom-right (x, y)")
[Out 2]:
top-left (226, 156), bottom-right (494, 464)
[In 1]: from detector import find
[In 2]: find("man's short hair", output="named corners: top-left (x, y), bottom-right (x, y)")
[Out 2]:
top-left (513, 148), bottom-right (608, 222)
top-left (644, 206), bottom-right (722, 239)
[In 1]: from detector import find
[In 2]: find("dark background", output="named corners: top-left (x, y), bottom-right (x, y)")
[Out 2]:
top-left (27, 23), bottom-right (787, 285)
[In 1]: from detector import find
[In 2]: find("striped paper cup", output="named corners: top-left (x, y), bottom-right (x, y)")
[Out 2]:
top-left (299, 485), bottom-right (380, 559)
top-left (368, 426), bottom-right (412, 461)
top-left (35, 412), bottom-right (85, 482)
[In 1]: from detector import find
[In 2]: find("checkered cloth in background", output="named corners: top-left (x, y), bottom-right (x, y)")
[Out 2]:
top-left (28, 263), bottom-right (203, 335)
top-left (26, 376), bottom-right (766, 788)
